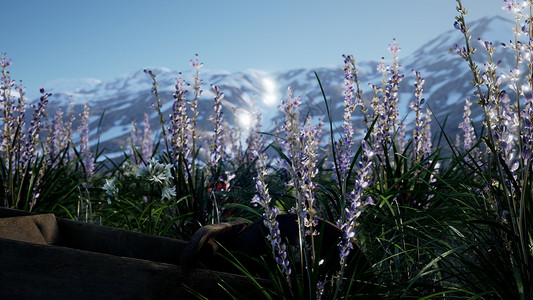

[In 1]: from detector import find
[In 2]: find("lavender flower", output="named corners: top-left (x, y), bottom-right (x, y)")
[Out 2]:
top-left (279, 87), bottom-right (324, 267)
top-left (144, 69), bottom-right (169, 149)
top-left (368, 41), bottom-right (404, 160)
top-left (251, 153), bottom-right (291, 278)
top-left (22, 87), bottom-right (50, 168)
top-left (502, 0), bottom-right (519, 12)
top-left (300, 116), bottom-right (323, 235)
top-left (409, 70), bottom-right (432, 163)
top-left (454, 21), bottom-right (465, 33)
top-left (397, 121), bottom-right (407, 152)
top-left (522, 92), bottom-right (533, 162)
top-left (141, 113), bottom-right (153, 162)
top-left (129, 120), bottom-right (138, 161)
top-left (450, 43), bottom-right (469, 59)
top-left (280, 87), bottom-right (302, 161)
top-left (1, 53), bottom-right (12, 68)
top-left (1, 53), bottom-right (17, 155)
top-left (335, 55), bottom-right (357, 181)
top-left (65, 100), bottom-right (76, 156)
top-left (208, 84), bottom-right (225, 167)
top-left (316, 278), bottom-right (326, 300)
top-left (47, 107), bottom-right (71, 164)
top-left (280, 87), bottom-right (305, 210)
top-left (337, 139), bottom-right (373, 274)
top-left (458, 98), bottom-right (482, 163)
top-left (169, 72), bottom-right (191, 168)
top-left (189, 54), bottom-right (203, 170)
top-left (78, 103), bottom-right (94, 184)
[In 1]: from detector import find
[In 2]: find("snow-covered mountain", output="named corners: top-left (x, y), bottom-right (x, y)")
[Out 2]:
top-left (38, 15), bottom-right (515, 156)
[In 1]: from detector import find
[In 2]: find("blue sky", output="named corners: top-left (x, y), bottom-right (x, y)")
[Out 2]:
top-left (4, 1), bottom-right (510, 98)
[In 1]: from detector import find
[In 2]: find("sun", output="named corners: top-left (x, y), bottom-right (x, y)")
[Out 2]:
top-left (262, 77), bottom-right (278, 106)
top-left (237, 109), bottom-right (253, 130)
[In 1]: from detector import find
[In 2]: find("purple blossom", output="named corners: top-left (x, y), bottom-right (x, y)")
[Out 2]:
top-left (279, 87), bottom-right (302, 173)
top-left (335, 55), bottom-right (357, 182)
top-left (78, 103), bottom-right (94, 184)
top-left (300, 116), bottom-right (323, 235)
top-left (47, 108), bottom-right (64, 162)
top-left (129, 120), bottom-right (137, 161)
top-left (458, 98), bottom-right (481, 163)
top-left (208, 84), bottom-right (225, 166)
top-left (169, 73), bottom-right (191, 169)
top-left (251, 153), bottom-right (291, 278)
top-left (409, 70), bottom-right (432, 163)
top-left (188, 54), bottom-right (203, 169)
top-left (388, 38), bottom-right (401, 55)
top-left (12, 82), bottom-right (28, 164)
top-left (502, 0), bottom-right (519, 12)
top-left (450, 43), bottom-right (468, 58)
top-left (337, 140), bottom-right (373, 269)
top-left (279, 87), bottom-right (324, 263)
top-left (47, 101), bottom-right (74, 165)
top-left (22, 87), bottom-right (50, 168)
top-left (1, 55), bottom-right (17, 154)
top-left (368, 43), bottom-right (404, 160)
top-left (0, 53), bottom-right (12, 68)
top-left (316, 278), bottom-right (327, 300)
top-left (478, 38), bottom-right (495, 54)
top-left (454, 21), bottom-right (465, 33)
top-left (522, 92), bottom-right (533, 161)
top-left (376, 58), bottom-right (387, 73)
top-left (142, 113), bottom-right (153, 162)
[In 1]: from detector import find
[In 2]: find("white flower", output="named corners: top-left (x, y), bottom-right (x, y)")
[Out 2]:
top-left (136, 158), bottom-right (174, 186)
top-left (102, 178), bottom-right (119, 204)
top-left (102, 178), bottom-right (119, 196)
top-left (161, 185), bottom-right (176, 201)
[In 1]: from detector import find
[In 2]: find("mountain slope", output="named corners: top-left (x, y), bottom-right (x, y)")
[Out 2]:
top-left (38, 15), bottom-right (515, 156)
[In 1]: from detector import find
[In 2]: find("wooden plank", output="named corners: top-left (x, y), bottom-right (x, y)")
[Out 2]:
top-left (0, 237), bottom-right (270, 299)
top-left (0, 207), bottom-right (188, 265)
top-left (56, 218), bottom-right (187, 265)
top-left (0, 207), bottom-right (272, 298)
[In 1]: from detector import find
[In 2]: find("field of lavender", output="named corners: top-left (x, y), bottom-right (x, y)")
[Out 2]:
top-left (1, 1), bottom-right (532, 299)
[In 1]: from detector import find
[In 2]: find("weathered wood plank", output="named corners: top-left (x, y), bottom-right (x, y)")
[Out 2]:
top-left (0, 237), bottom-right (267, 299)
top-left (0, 207), bottom-right (272, 299)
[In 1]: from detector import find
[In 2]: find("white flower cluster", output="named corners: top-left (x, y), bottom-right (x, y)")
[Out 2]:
top-left (135, 158), bottom-right (177, 201)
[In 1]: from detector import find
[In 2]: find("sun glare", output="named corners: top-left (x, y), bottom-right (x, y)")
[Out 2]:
top-left (237, 109), bottom-right (253, 130)
top-left (262, 77), bottom-right (278, 106)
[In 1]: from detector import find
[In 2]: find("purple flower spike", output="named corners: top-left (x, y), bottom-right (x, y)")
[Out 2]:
top-left (337, 139), bottom-right (373, 269)
top-left (169, 73), bottom-right (191, 171)
top-left (409, 70), bottom-right (432, 163)
top-left (78, 104), bottom-right (94, 184)
top-left (0, 53), bottom-right (12, 68)
top-left (335, 54), bottom-right (358, 182)
top-left (454, 21), bottom-right (464, 32)
top-left (252, 153), bottom-right (291, 278)
top-left (502, 0), bottom-right (518, 12)
top-left (208, 84), bottom-right (226, 167)
top-left (141, 113), bottom-right (153, 162)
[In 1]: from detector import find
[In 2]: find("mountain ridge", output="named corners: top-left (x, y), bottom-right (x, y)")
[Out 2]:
top-left (34, 15), bottom-right (516, 156)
